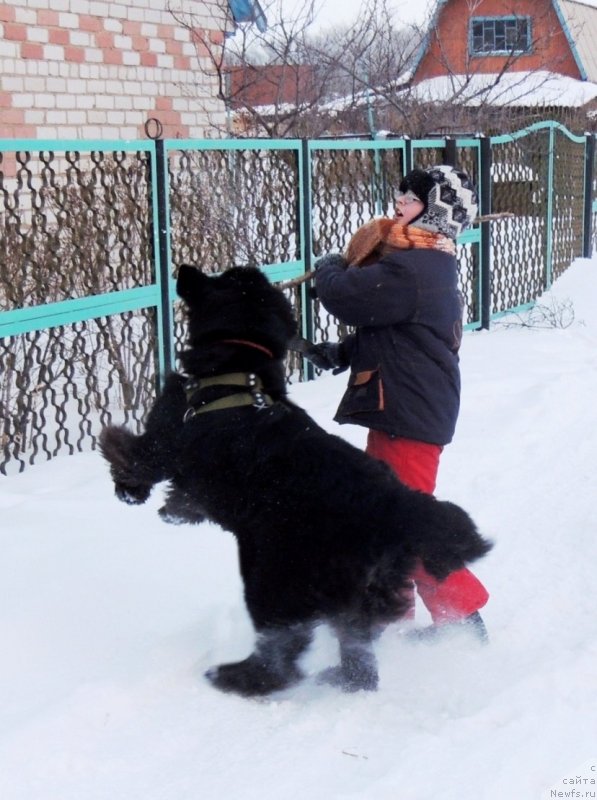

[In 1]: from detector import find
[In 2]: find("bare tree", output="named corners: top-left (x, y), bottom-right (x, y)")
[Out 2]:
top-left (166, 0), bottom-right (426, 137)
top-left (302, 0), bottom-right (423, 134)
top-left (303, 0), bottom-right (592, 137)
top-left (168, 0), bottom-right (347, 136)
top-left (168, 0), bottom-right (593, 139)
top-left (384, 0), bottom-right (587, 135)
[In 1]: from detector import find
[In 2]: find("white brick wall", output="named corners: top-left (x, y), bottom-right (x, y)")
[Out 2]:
top-left (0, 0), bottom-right (227, 140)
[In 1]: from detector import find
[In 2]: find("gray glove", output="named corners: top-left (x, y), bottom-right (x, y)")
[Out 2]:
top-left (304, 341), bottom-right (349, 374)
top-left (314, 254), bottom-right (348, 271)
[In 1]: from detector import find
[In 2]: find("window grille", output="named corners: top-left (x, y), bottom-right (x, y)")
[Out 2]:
top-left (470, 17), bottom-right (531, 55)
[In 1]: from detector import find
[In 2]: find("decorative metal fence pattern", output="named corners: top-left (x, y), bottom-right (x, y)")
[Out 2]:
top-left (309, 142), bottom-right (406, 256)
top-left (0, 140), bottom-right (167, 474)
top-left (551, 127), bottom-right (586, 282)
top-left (308, 140), bottom-right (407, 347)
top-left (167, 143), bottom-right (302, 273)
top-left (488, 123), bottom-right (588, 317)
top-left (163, 139), bottom-right (305, 375)
top-left (1, 124), bottom-right (595, 474)
top-left (0, 148), bottom-right (156, 302)
top-left (490, 128), bottom-right (549, 313)
top-left (0, 312), bottom-right (157, 473)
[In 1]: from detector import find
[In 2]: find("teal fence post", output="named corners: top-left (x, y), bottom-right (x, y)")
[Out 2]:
top-left (583, 133), bottom-right (595, 258)
top-left (154, 138), bottom-right (175, 385)
top-left (300, 138), bottom-right (315, 380)
top-left (545, 125), bottom-right (555, 288)
top-left (372, 138), bottom-right (383, 216)
top-left (443, 136), bottom-right (457, 166)
top-left (403, 137), bottom-right (413, 174)
top-left (479, 135), bottom-right (492, 330)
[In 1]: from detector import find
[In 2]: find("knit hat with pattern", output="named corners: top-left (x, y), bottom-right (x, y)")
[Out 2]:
top-left (399, 165), bottom-right (478, 239)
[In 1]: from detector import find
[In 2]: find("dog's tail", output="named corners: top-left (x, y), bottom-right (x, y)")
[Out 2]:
top-left (408, 498), bottom-right (493, 580)
top-left (99, 425), bottom-right (156, 505)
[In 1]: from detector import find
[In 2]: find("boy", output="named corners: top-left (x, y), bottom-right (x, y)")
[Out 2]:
top-left (307, 165), bottom-right (489, 641)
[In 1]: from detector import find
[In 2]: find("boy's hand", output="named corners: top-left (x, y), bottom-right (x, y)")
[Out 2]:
top-left (304, 342), bottom-right (349, 374)
top-left (314, 254), bottom-right (348, 271)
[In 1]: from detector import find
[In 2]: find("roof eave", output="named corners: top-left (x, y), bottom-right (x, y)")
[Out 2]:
top-left (551, 0), bottom-right (588, 81)
top-left (409, 0), bottom-right (449, 80)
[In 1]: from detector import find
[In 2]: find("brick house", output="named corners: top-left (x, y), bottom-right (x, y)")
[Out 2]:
top-left (409, 0), bottom-right (597, 116)
top-left (226, 64), bottom-right (316, 109)
top-left (0, 0), bottom-right (228, 140)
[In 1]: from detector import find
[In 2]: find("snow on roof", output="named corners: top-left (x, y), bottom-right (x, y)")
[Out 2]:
top-left (238, 70), bottom-right (597, 124)
top-left (246, 74), bottom-right (413, 118)
top-left (408, 70), bottom-right (597, 107)
top-left (317, 75), bottom-right (413, 114)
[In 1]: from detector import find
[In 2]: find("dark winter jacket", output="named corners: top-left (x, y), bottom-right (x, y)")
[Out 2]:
top-left (315, 246), bottom-right (464, 446)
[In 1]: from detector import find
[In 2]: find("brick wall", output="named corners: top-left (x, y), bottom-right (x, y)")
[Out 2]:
top-left (0, 0), bottom-right (227, 140)
top-left (227, 64), bottom-right (317, 108)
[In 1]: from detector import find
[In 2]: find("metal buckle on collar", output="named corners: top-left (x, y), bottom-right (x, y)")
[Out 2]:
top-left (246, 373), bottom-right (265, 408)
top-left (183, 406), bottom-right (198, 422)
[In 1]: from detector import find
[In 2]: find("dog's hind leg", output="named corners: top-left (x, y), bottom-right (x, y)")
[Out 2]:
top-left (205, 622), bottom-right (313, 697)
top-left (319, 619), bottom-right (379, 692)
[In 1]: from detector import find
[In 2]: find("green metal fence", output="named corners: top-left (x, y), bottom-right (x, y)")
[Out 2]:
top-left (1, 122), bottom-right (595, 473)
top-left (0, 140), bottom-right (165, 474)
top-left (489, 123), bottom-right (588, 318)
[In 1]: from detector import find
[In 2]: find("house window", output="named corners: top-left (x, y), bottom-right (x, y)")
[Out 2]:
top-left (470, 17), bottom-right (532, 55)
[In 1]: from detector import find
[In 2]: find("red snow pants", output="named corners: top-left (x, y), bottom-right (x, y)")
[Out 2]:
top-left (366, 430), bottom-right (489, 622)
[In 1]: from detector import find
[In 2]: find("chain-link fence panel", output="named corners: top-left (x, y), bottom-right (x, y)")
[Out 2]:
top-left (0, 149), bottom-right (154, 308)
top-left (0, 147), bottom-right (159, 473)
top-left (490, 129), bottom-right (549, 312)
top-left (166, 143), bottom-right (303, 381)
top-left (167, 146), bottom-right (301, 274)
top-left (552, 129), bottom-right (585, 281)
top-left (310, 144), bottom-right (406, 258)
top-left (0, 310), bottom-right (157, 474)
top-left (410, 146), bottom-right (444, 171)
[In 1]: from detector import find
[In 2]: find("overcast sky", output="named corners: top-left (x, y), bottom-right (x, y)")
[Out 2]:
top-left (282, 0), bottom-right (434, 31)
top-left (308, 0), bottom-right (597, 28)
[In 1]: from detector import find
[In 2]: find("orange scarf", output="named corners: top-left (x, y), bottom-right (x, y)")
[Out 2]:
top-left (345, 218), bottom-right (456, 267)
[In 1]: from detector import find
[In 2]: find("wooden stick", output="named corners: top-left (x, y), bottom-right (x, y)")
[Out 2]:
top-left (476, 212), bottom-right (516, 222)
top-left (277, 269), bottom-right (316, 289)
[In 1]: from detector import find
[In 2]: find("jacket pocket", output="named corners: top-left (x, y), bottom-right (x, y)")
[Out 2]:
top-left (337, 368), bottom-right (384, 416)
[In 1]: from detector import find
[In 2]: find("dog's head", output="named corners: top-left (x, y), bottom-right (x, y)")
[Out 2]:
top-left (176, 265), bottom-right (297, 359)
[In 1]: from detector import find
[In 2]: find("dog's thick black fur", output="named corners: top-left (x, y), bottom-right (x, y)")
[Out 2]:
top-left (100, 265), bottom-right (492, 697)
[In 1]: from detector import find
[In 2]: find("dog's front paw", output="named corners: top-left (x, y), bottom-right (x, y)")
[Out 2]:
top-left (114, 481), bottom-right (151, 505)
top-left (205, 657), bottom-right (302, 697)
top-left (158, 506), bottom-right (186, 524)
top-left (158, 504), bottom-right (206, 525)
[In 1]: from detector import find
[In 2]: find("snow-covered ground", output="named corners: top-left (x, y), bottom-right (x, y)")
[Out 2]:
top-left (1, 256), bottom-right (597, 800)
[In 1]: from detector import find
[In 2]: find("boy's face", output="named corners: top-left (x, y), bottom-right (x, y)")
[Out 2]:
top-left (393, 190), bottom-right (425, 225)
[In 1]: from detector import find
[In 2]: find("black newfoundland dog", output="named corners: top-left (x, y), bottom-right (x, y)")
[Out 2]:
top-left (100, 265), bottom-right (491, 697)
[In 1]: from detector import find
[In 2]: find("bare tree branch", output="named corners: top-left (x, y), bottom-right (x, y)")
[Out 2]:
top-left (168, 0), bottom-right (594, 138)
